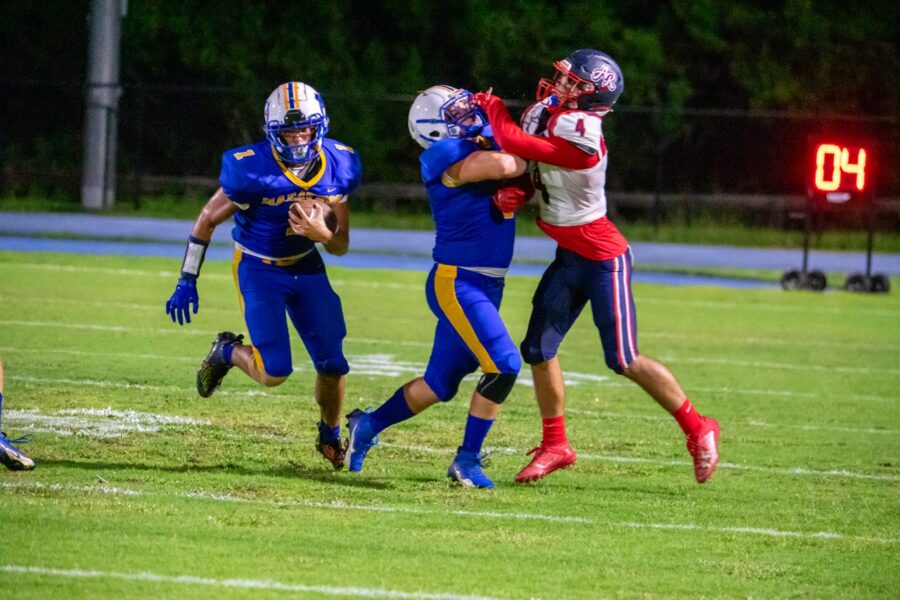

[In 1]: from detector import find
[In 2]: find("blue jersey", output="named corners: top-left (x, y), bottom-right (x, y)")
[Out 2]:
top-left (420, 139), bottom-right (515, 269)
top-left (220, 138), bottom-right (362, 258)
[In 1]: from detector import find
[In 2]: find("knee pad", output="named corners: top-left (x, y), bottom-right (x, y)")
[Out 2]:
top-left (424, 372), bottom-right (462, 402)
top-left (520, 338), bottom-right (556, 366)
top-left (255, 347), bottom-right (293, 378)
top-left (476, 372), bottom-right (518, 404)
top-left (313, 355), bottom-right (350, 376)
top-left (493, 349), bottom-right (522, 374)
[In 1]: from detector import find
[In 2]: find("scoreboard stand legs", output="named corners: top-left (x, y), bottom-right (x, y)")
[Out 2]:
top-left (843, 223), bottom-right (891, 293)
top-left (781, 203), bottom-right (828, 292)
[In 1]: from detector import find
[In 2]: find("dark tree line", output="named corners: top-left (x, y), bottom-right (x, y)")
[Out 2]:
top-left (1, 1), bottom-right (896, 196)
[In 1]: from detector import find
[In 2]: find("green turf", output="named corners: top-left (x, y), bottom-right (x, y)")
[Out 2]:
top-left (1, 250), bottom-right (898, 599)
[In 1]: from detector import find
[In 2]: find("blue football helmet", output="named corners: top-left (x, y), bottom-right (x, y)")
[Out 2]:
top-left (536, 49), bottom-right (624, 112)
top-left (408, 85), bottom-right (486, 148)
top-left (264, 82), bottom-right (329, 163)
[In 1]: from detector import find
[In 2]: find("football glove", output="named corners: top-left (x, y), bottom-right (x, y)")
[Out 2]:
top-left (166, 277), bottom-right (199, 325)
top-left (493, 173), bottom-right (535, 215)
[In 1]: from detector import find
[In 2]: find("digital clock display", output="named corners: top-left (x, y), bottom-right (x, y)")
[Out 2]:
top-left (808, 138), bottom-right (874, 205)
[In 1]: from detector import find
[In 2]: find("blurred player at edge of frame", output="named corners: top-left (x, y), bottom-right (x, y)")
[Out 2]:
top-left (344, 85), bottom-right (530, 488)
top-left (164, 82), bottom-right (362, 470)
top-left (0, 353), bottom-right (36, 471)
top-left (474, 49), bottom-right (720, 484)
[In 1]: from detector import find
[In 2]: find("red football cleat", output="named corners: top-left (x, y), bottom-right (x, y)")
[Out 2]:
top-left (687, 417), bottom-right (720, 483)
top-left (514, 443), bottom-right (577, 483)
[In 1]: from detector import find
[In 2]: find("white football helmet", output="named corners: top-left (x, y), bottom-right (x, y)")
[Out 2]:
top-left (264, 82), bottom-right (329, 163)
top-left (407, 85), bottom-right (485, 149)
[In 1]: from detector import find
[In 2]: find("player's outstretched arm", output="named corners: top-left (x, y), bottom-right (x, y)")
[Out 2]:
top-left (474, 93), bottom-right (599, 170)
top-left (165, 188), bottom-right (237, 325)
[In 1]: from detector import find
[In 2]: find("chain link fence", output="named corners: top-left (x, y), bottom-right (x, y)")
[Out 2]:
top-left (1, 79), bottom-right (897, 228)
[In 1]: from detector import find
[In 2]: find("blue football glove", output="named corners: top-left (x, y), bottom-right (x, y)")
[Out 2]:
top-left (166, 277), bottom-right (199, 325)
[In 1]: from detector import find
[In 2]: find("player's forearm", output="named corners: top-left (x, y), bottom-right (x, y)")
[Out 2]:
top-left (322, 231), bottom-right (349, 256)
top-left (452, 152), bottom-right (526, 182)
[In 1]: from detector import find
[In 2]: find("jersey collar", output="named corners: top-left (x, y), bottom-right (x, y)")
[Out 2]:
top-left (271, 145), bottom-right (328, 189)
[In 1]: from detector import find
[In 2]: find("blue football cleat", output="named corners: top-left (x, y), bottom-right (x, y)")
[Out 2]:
top-left (447, 447), bottom-right (494, 489)
top-left (0, 433), bottom-right (35, 471)
top-left (346, 408), bottom-right (378, 473)
top-left (197, 331), bottom-right (243, 398)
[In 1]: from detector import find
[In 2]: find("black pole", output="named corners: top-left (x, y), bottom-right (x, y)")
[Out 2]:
top-left (802, 200), bottom-right (812, 275)
top-left (653, 105), bottom-right (664, 231)
top-left (133, 84), bottom-right (146, 209)
top-left (865, 206), bottom-right (874, 277)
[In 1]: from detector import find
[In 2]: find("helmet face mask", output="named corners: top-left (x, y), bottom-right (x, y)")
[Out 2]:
top-left (408, 85), bottom-right (485, 149)
top-left (264, 82), bottom-right (329, 163)
top-left (536, 49), bottom-right (623, 112)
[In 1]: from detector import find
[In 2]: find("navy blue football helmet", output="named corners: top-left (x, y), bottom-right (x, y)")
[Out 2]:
top-left (536, 49), bottom-right (624, 112)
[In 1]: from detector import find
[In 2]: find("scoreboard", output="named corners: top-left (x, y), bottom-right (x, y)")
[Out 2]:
top-left (807, 137), bottom-right (874, 206)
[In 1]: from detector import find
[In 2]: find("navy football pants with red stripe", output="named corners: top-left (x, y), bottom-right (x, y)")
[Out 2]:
top-left (520, 246), bottom-right (639, 373)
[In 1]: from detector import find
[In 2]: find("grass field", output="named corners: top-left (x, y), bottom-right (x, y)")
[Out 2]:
top-left (1, 250), bottom-right (898, 599)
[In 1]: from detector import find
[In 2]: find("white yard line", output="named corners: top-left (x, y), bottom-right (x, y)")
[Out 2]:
top-left (638, 296), bottom-right (899, 319)
top-left (573, 453), bottom-right (900, 482)
top-left (585, 379), bottom-right (893, 403)
top-left (657, 355), bottom-right (900, 376)
top-left (0, 565), bottom-right (499, 600)
top-left (566, 408), bottom-right (900, 435)
top-left (2, 337), bottom-right (896, 402)
top-left (2, 287), bottom-right (898, 353)
top-left (4, 403), bottom-right (897, 481)
top-left (2, 481), bottom-right (895, 545)
top-left (377, 442), bottom-right (900, 482)
top-left (7, 370), bottom-right (896, 435)
top-left (642, 330), bottom-right (896, 352)
top-left (0, 263), bottom-right (181, 278)
top-left (8, 375), bottom-right (274, 397)
top-left (5, 261), bottom-right (896, 318)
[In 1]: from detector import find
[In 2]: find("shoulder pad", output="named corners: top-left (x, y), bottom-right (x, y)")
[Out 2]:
top-left (520, 101), bottom-right (555, 136)
top-left (550, 111), bottom-right (603, 154)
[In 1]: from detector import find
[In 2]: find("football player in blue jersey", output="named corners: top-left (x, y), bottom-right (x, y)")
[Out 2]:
top-left (0, 354), bottom-right (35, 471)
top-left (345, 85), bottom-right (532, 488)
top-left (165, 82), bottom-right (362, 469)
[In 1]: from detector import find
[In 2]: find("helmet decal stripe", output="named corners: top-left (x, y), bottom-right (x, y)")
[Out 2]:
top-left (265, 81), bottom-right (329, 163)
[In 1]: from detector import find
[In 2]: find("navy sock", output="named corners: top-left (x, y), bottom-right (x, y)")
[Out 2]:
top-left (0, 391), bottom-right (4, 430)
top-left (318, 421), bottom-right (340, 443)
top-left (369, 387), bottom-right (415, 433)
top-left (223, 344), bottom-right (235, 365)
top-left (461, 414), bottom-right (494, 454)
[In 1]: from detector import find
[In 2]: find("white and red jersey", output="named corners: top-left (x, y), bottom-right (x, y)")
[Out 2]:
top-left (522, 103), bottom-right (609, 226)
top-left (483, 96), bottom-right (627, 260)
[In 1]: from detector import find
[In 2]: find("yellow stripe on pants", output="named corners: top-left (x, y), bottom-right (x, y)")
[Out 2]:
top-left (232, 249), bottom-right (266, 374)
top-left (434, 264), bottom-right (498, 373)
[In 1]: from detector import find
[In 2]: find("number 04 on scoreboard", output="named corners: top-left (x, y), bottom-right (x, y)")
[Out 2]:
top-left (808, 137), bottom-right (874, 205)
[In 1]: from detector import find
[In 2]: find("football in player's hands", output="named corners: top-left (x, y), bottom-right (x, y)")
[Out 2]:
top-left (291, 198), bottom-right (338, 233)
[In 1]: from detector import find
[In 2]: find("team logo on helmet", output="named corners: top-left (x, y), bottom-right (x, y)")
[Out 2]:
top-left (590, 64), bottom-right (618, 91)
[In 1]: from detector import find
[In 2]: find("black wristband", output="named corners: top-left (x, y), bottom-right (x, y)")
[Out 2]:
top-left (180, 235), bottom-right (209, 280)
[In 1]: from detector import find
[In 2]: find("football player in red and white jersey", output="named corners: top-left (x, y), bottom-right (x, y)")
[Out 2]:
top-left (475, 49), bottom-right (720, 484)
